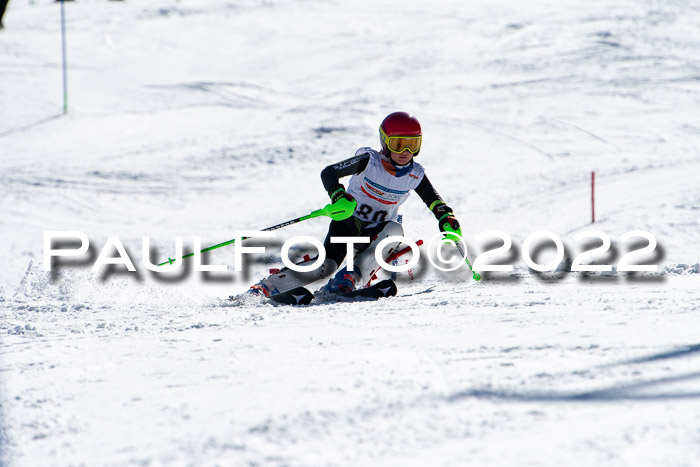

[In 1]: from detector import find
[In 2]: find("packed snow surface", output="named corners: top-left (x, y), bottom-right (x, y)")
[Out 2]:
top-left (1, 0), bottom-right (699, 465)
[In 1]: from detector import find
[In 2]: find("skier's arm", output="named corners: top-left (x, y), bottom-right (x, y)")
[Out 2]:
top-left (320, 153), bottom-right (370, 199)
top-left (414, 174), bottom-right (462, 239)
top-left (414, 173), bottom-right (449, 215)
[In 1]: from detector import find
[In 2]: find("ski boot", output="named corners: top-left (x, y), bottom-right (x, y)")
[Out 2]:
top-left (322, 266), bottom-right (361, 294)
top-left (247, 281), bottom-right (273, 297)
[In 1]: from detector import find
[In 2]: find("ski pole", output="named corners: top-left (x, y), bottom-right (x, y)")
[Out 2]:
top-left (157, 199), bottom-right (356, 266)
top-left (455, 243), bottom-right (481, 281)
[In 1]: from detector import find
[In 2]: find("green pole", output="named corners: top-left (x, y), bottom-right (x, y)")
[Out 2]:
top-left (456, 243), bottom-right (481, 281)
top-left (157, 199), bottom-right (356, 266)
top-left (60, 0), bottom-right (68, 113)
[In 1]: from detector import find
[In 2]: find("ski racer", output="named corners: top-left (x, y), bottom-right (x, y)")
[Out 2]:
top-left (249, 111), bottom-right (462, 297)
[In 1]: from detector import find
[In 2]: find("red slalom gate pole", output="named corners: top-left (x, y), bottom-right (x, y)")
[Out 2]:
top-left (591, 171), bottom-right (596, 223)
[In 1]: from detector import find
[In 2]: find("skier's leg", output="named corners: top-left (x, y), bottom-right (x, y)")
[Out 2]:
top-left (250, 256), bottom-right (338, 297)
top-left (324, 221), bottom-right (404, 292)
top-left (249, 218), bottom-right (354, 296)
top-left (354, 221), bottom-right (404, 285)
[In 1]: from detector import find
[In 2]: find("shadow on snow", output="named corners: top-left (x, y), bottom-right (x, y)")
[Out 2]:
top-left (449, 343), bottom-right (700, 403)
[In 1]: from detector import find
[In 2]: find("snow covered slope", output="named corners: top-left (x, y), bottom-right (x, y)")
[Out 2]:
top-left (1, 0), bottom-right (699, 465)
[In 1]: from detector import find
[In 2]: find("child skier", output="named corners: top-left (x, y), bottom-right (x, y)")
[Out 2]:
top-left (249, 111), bottom-right (462, 297)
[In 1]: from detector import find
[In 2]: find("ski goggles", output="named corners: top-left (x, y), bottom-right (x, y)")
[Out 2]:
top-left (380, 128), bottom-right (422, 154)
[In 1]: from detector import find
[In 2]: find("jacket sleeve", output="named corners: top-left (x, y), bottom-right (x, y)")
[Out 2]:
top-left (414, 173), bottom-right (455, 219)
top-left (320, 153), bottom-right (371, 197)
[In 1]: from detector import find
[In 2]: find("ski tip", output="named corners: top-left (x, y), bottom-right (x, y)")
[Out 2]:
top-left (329, 279), bottom-right (397, 301)
top-left (269, 287), bottom-right (314, 306)
top-left (374, 279), bottom-right (398, 297)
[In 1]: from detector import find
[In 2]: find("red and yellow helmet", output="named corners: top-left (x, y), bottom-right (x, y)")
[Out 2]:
top-left (379, 112), bottom-right (422, 156)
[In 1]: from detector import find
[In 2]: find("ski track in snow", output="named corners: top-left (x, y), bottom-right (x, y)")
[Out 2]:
top-left (1, 0), bottom-right (700, 465)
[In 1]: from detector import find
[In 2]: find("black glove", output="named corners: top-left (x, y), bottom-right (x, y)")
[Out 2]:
top-left (431, 202), bottom-right (453, 220)
top-left (331, 187), bottom-right (354, 204)
top-left (439, 214), bottom-right (461, 233)
top-left (432, 202), bottom-right (462, 242)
